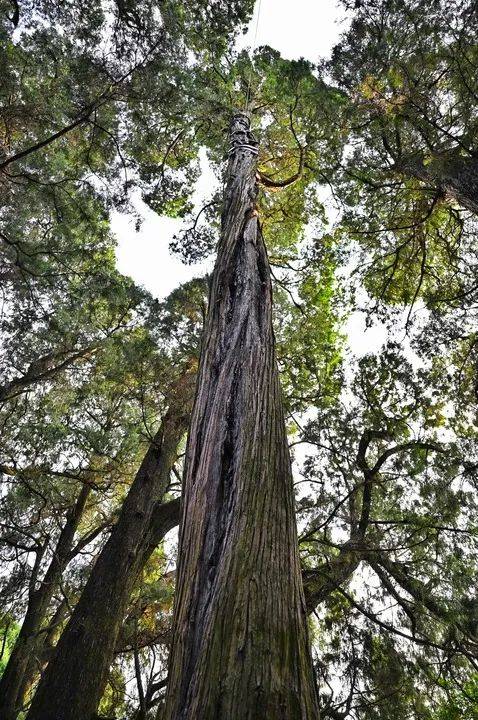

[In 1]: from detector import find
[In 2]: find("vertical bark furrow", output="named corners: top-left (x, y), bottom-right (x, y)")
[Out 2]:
top-left (163, 113), bottom-right (319, 720)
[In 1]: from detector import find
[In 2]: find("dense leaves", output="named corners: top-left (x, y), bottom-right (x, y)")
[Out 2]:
top-left (0, 0), bottom-right (477, 718)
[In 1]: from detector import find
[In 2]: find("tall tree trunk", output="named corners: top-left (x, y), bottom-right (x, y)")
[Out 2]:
top-left (26, 393), bottom-right (191, 720)
top-left (0, 484), bottom-right (91, 720)
top-left (163, 112), bottom-right (319, 720)
top-left (396, 152), bottom-right (478, 215)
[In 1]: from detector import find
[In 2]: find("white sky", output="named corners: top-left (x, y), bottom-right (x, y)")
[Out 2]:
top-left (113, 1), bottom-right (348, 292)
top-left (235, 0), bottom-right (350, 61)
top-left (112, 1), bottom-right (385, 355)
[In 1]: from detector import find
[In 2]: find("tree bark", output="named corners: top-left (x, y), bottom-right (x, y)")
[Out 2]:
top-left (0, 485), bottom-right (91, 720)
top-left (163, 112), bottom-right (319, 720)
top-left (23, 598), bottom-right (70, 691)
top-left (396, 152), bottom-right (478, 215)
top-left (26, 393), bottom-right (191, 720)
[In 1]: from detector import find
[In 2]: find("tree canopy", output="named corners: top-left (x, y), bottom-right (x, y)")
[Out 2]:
top-left (1, 1), bottom-right (477, 719)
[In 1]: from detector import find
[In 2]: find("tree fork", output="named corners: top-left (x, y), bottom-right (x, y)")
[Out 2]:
top-left (163, 112), bottom-right (319, 720)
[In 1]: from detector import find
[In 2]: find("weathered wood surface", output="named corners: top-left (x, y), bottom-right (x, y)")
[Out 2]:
top-left (163, 113), bottom-right (319, 720)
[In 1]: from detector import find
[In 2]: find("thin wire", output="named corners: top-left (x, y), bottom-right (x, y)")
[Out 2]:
top-left (244, 0), bottom-right (263, 112)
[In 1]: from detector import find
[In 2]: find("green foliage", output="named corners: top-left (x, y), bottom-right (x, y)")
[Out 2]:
top-left (169, 47), bottom-right (345, 264)
top-left (275, 238), bottom-right (344, 413)
top-left (98, 666), bottom-right (127, 718)
top-left (324, 0), bottom-right (478, 313)
top-left (0, 616), bottom-right (19, 675)
top-left (435, 675), bottom-right (478, 720)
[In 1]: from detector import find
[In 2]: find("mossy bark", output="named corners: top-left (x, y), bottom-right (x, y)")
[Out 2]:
top-left (163, 113), bottom-right (319, 720)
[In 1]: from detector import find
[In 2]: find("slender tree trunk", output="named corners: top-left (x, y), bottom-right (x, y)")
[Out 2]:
top-left (21, 598), bottom-right (70, 699)
top-left (0, 484), bottom-right (90, 720)
top-left (163, 112), bottom-right (319, 720)
top-left (26, 395), bottom-right (191, 720)
top-left (396, 152), bottom-right (478, 215)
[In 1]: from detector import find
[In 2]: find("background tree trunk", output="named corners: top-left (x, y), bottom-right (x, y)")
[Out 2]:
top-left (163, 112), bottom-right (319, 720)
top-left (397, 153), bottom-right (478, 215)
top-left (0, 484), bottom-right (90, 720)
top-left (25, 396), bottom-right (190, 720)
top-left (20, 598), bottom-right (70, 702)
